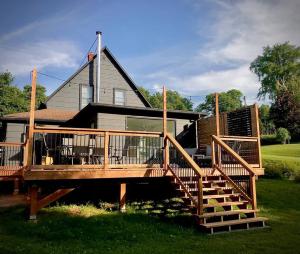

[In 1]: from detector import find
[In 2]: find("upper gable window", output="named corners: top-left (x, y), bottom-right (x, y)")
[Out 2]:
top-left (114, 89), bottom-right (125, 106)
top-left (80, 85), bottom-right (93, 109)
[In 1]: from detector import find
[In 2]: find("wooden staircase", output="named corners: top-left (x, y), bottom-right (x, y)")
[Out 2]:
top-left (165, 133), bottom-right (268, 234)
top-left (172, 174), bottom-right (267, 234)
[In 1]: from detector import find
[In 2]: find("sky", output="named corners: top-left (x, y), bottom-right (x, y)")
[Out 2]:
top-left (0, 0), bottom-right (300, 106)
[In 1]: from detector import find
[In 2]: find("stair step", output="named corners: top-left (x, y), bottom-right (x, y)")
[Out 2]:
top-left (203, 201), bottom-right (248, 208)
top-left (202, 217), bottom-right (268, 228)
top-left (203, 187), bottom-right (233, 192)
top-left (202, 180), bottom-right (227, 184)
top-left (203, 193), bottom-right (241, 199)
top-left (199, 209), bottom-right (259, 218)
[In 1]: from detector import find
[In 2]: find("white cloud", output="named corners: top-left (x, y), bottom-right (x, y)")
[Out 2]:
top-left (124, 0), bottom-right (300, 105)
top-left (0, 40), bottom-right (80, 75)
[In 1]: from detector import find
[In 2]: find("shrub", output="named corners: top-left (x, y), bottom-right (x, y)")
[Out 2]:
top-left (261, 134), bottom-right (280, 145)
top-left (263, 159), bottom-right (296, 179)
top-left (276, 128), bottom-right (291, 144)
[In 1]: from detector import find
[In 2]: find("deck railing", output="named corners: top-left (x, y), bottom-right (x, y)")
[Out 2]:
top-left (0, 142), bottom-right (25, 176)
top-left (219, 135), bottom-right (261, 168)
top-left (211, 135), bottom-right (257, 209)
top-left (30, 126), bottom-right (163, 170)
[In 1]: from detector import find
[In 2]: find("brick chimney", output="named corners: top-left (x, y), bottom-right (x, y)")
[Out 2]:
top-left (87, 52), bottom-right (94, 62)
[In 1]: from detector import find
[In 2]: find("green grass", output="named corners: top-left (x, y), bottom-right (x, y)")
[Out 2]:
top-left (261, 143), bottom-right (300, 178)
top-left (262, 143), bottom-right (300, 158)
top-left (0, 179), bottom-right (300, 254)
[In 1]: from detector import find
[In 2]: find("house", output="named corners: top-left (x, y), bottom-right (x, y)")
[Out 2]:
top-left (0, 34), bottom-right (267, 233)
top-left (1, 47), bottom-right (201, 146)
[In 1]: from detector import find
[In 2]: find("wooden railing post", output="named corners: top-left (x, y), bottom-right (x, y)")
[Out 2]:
top-left (254, 104), bottom-right (262, 168)
top-left (211, 138), bottom-right (215, 166)
top-left (197, 177), bottom-right (204, 217)
top-left (104, 131), bottom-right (109, 169)
top-left (250, 174), bottom-right (257, 210)
top-left (26, 68), bottom-right (37, 169)
top-left (215, 93), bottom-right (220, 137)
top-left (163, 86), bottom-right (169, 170)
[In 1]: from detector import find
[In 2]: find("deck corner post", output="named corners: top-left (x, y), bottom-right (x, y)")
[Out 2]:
top-left (26, 68), bottom-right (37, 169)
top-left (29, 185), bottom-right (38, 220)
top-left (119, 183), bottom-right (126, 212)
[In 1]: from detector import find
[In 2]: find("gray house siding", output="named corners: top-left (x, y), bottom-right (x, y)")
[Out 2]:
top-left (5, 123), bottom-right (25, 143)
top-left (46, 71), bottom-right (83, 111)
top-left (97, 113), bottom-right (126, 130)
top-left (47, 50), bottom-right (146, 111)
top-left (99, 53), bottom-right (145, 107)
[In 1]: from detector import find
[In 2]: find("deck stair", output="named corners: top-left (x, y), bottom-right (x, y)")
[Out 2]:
top-left (172, 174), bottom-right (267, 234)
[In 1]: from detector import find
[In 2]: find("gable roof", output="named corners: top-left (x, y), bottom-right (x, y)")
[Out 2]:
top-left (1, 109), bottom-right (78, 123)
top-left (45, 47), bottom-right (151, 107)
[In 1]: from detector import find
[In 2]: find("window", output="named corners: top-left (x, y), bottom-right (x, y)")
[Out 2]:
top-left (80, 85), bottom-right (93, 109)
top-left (126, 117), bottom-right (176, 136)
top-left (114, 89), bottom-right (125, 105)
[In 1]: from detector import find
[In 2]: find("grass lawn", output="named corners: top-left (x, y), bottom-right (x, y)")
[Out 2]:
top-left (261, 143), bottom-right (300, 176)
top-left (262, 143), bottom-right (300, 160)
top-left (0, 179), bottom-right (300, 254)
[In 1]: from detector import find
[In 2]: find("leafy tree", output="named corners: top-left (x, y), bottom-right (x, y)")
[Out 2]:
top-left (270, 89), bottom-right (300, 139)
top-left (195, 89), bottom-right (243, 114)
top-left (139, 87), bottom-right (193, 111)
top-left (23, 84), bottom-right (47, 109)
top-left (276, 127), bottom-right (291, 144)
top-left (250, 42), bottom-right (300, 100)
top-left (0, 85), bottom-right (27, 117)
top-left (259, 104), bottom-right (275, 135)
top-left (0, 71), bottom-right (47, 116)
top-left (0, 71), bottom-right (14, 86)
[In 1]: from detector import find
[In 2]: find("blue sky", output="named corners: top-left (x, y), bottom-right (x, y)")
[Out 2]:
top-left (0, 0), bottom-right (299, 106)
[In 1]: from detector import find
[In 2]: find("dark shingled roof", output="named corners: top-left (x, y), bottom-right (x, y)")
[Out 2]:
top-left (1, 109), bottom-right (78, 123)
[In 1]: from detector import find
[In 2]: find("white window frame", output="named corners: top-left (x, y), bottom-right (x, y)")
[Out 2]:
top-left (113, 88), bottom-right (126, 106)
top-left (80, 84), bottom-right (93, 109)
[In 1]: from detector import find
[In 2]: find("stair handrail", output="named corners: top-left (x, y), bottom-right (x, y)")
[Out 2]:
top-left (211, 135), bottom-right (257, 209)
top-left (212, 135), bottom-right (256, 176)
top-left (165, 133), bottom-right (204, 215)
top-left (166, 133), bottom-right (204, 177)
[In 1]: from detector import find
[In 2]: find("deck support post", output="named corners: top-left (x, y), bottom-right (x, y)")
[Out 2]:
top-left (119, 183), bottom-right (126, 212)
top-left (29, 185), bottom-right (38, 220)
top-left (13, 178), bottom-right (20, 195)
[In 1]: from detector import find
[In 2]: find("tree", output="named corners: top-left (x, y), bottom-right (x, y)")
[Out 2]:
top-left (270, 89), bottom-right (300, 139)
top-left (23, 84), bottom-right (47, 109)
top-left (259, 104), bottom-right (275, 135)
top-left (276, 128), bottom-right (291, 144)
top-left (0, 85), bottom-right (27, 117)
top-left (139, 87), bottom-right (193, 111)
top-left (0, 71), bottom-right (47, 117)
top-left (0, 71), bottom-right (14, 86)
top-left (195, 89), bottom-right (243, 114)
top-left (250, 42), bottom-right (300, 100)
